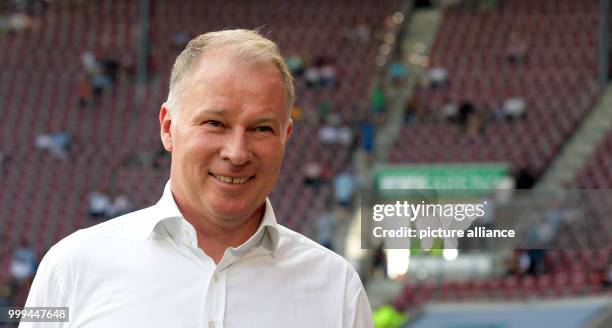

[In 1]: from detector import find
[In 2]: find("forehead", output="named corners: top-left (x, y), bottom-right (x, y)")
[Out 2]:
top-left (179, 51), bottom-right (288, 120)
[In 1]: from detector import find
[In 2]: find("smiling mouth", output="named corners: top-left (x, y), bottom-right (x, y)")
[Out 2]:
top-left (209, 173), bottom-right (256, 184)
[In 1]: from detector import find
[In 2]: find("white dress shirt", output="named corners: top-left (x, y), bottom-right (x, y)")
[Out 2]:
top-left (22, 182), bottom-right (373, 328)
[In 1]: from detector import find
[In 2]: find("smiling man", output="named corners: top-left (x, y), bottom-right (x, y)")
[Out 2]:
top-left (22, 30), bottom-right (374, 328)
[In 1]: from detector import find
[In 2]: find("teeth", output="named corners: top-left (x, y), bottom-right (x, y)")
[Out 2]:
top-left (213, 174), bottom-right (250, 184)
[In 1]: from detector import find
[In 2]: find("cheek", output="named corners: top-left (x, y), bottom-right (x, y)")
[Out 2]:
top-left (182, 133), bottom-right (220, 160)
top-left (258, 142), bottom-right (285, 172)
top-left (172, 135), bottom-right (218, 182)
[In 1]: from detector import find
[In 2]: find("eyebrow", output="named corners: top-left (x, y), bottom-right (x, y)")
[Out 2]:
top-left (251, 117), bottom-right (280, 126)
top-left (194, 108), bottom-right (280, 125)
top-left (190, 107), bottom-right (226, 121)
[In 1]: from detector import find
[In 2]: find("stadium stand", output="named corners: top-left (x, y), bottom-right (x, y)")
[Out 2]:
top-left (388, 0), bottom-right (601, 178)
top-left (384, 1), bottom-right (612, 323)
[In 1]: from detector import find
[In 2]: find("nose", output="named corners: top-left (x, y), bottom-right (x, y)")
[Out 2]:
top-left (220, 129), bottom-right (251, 166)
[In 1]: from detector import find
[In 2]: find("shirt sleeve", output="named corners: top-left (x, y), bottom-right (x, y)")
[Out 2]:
top-left (19, 246), bottom-right (71, 328)
top-left (344, 271), bottom-right (374, 328)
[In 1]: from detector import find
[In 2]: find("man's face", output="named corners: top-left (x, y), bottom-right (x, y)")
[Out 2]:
top-left (160, 51), bottom-right (292, 225)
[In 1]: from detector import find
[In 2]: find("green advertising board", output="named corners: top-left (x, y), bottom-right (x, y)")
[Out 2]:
top-left (375, 163), bottom-right (509, 190)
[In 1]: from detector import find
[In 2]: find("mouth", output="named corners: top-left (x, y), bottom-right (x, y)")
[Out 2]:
top-left (209, 173), bottom-right (256, 185)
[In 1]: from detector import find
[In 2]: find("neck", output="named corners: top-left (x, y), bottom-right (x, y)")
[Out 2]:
top-left (192, 206), bottom-right (264, 264)
top-left (171, 191), bottom-right (265, 264)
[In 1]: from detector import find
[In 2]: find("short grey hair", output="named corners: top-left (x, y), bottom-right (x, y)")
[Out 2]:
top-left (166, 29), bottom-right (295, 116)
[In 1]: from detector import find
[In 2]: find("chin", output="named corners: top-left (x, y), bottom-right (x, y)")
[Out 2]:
top-left (205, 197), bottom-right (257, 221)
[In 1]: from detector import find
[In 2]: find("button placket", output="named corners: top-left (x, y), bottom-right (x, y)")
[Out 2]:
top-left (205, 269), bottom-right (227, 328)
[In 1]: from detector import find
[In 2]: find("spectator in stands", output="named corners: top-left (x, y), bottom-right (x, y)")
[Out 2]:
top-left (530, 198), bottom-right (571, 246)
top-left (337, 124), bottom-right (354, 146)
top-left (3, 12), bottom-right (35, 34)
top-left (389, 61), bottom-right (407, 87)
top-left (441, 101), bottom-right (459, 123)
top-left (90, 65), bottom-right (112, 96)
top-left (443, 100), bottom-right (484, 135)
top-left (464, 104), bottom-right (484, 136)
top-left (286, 54), bottom-right (305, 78)
top-left (505, 249), bottom-right (531, 276)
top-left (314, 206), bottom-right (335, 250)
top-left (10, 239), bottom-right (36, 282)
top-left (304, 56), bottom-right (337, 89)
top-left (34, 131), bottom-right (72, 160)
top-left (428, 66), bottom-right (448, 88)
top-left (25, 29), bottom-right (373, 327)
top-left (359, 118), bottom-right (376, 162)
top-left (303, 161), bottom-right (325, 187)
top-left (80, 51), bottom-right (98, 75)
top-left (303, 162), bottom-right (323, 187)
top-left (99, 54), bottom-right (120, 83)
top-left (372, 244), bottom-right (387, 279)
top-left (106, 194), bottom-right (133, 218)
top-left (318, 118), bottom-right (353, 146)
top-left (77, 74), bottom-right (93, 108)
top-left (81, 50), bottom-right (117, 96)
top-left (370, 84), bottom-right (386, 117)
top-left (304, 64), bottom-right (320, 89)
top-left (318, 122), bottom-right (338, 144)
top-left (87, 190), bottom-right (111, 220)
top-left (503, 97), bottom-right (527, 120)
top-left (319, 59), bottom-right (337, 88)
top-left (333, 169), bottom-right (357, 209)
top-left (403, 95), bottom-right (417, 124)
top-left (457, 101), bottom-right (475, 128)
top-left (514, 166), bottom-right (536, 189)
top-left (526, 249), bottom-right (546, 276)
top-left (372, 303), bottom-right (407, 328)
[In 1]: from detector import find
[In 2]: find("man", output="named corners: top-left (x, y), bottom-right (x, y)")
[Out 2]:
top-left (22, 30), bottom-right (373, 327)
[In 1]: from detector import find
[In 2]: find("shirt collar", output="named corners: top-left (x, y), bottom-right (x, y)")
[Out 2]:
top-left (139, 181), bottom-right (280, 255)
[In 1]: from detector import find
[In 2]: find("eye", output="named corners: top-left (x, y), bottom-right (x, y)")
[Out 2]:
top-left (203, 120), bottom-right (224, 128)
top-left (254, 126), bottom-right (273, 133)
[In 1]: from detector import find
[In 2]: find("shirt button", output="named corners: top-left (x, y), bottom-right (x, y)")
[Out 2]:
top-left (214, 274), bottom-right (219, 282)
top-left (208, 321), bottom-right (215, 328)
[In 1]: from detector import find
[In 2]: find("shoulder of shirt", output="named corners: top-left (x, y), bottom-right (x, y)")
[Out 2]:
top-left (274, 224), bottom-right (358, 274)
top-left (46, 205), bottom-right (158, 255)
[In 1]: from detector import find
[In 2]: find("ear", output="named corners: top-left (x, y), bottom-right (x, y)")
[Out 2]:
top-left (284, 119), bottom-right (293, 143)
top-left (160, 103), bottom-right (174, 152)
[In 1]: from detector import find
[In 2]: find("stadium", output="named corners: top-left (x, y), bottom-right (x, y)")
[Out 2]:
top-left (0, 0), bottom-right (611, 327)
